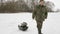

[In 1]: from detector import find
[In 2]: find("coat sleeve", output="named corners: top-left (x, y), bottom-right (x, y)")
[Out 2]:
top-left (44, 7), bottom-right (48, 19)
top-left (32, 8), bottom-right (36, 19)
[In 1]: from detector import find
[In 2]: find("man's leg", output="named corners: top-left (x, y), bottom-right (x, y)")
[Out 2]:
top-left (36, 21), bottom-right (43, 34)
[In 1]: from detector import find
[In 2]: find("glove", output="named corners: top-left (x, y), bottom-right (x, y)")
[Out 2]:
top-left (32, 16), bottom-right (34, 19)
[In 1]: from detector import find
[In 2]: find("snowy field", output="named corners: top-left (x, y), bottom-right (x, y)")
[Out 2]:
top-left (0, 12), bottom-right (60, 34)
top-left (0, 0), bottom-right (60, 34)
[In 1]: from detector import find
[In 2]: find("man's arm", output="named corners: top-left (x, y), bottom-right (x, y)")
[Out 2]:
top-left (32, 8), bottom-right (36, 19)
top-left (44, 7), bottom-right (48, 19)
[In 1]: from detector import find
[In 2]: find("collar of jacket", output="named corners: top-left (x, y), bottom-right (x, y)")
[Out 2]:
top-left (36, 5), bottom-right (46, 9)
top-left (39, 5), bottom-right (46, 7)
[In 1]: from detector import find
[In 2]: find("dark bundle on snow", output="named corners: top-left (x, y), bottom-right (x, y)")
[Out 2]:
top-left (18, 22), bottom-right (28, 31)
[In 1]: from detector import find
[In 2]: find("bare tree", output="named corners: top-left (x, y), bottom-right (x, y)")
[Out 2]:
top-left (1, 0), bottom-right (3, 6)
top-left (45, 1), bottom-right (60, 13)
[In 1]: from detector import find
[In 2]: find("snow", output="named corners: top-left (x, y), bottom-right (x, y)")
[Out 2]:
top-left (0, 13), bottom-right (37, 34)
top-left (42, 12), bottom-right (60, 34)
top-left (0, 12), bottom-right (60, 34)
top-left (0, 0), bottom-right (60, 34)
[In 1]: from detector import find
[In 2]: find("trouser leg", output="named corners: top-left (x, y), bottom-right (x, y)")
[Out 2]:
top-left (36, 21), bottom-right (43, 34)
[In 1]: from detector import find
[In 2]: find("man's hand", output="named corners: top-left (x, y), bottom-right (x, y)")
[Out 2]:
top-left (32, 16), bottom-right (34, 19)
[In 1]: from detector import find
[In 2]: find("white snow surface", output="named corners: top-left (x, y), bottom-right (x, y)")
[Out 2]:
top-left (0, 12), bottom-right (60, 34)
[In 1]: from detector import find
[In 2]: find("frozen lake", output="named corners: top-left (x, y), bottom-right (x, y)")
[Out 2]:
top-left (0, 12), bottom-right (60, 34)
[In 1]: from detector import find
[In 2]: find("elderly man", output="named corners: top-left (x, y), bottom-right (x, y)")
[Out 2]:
top-left (32, 0), bottom-right (48, 34)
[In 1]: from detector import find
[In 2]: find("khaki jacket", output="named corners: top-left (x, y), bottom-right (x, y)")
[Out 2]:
top-left (32, 5), bottom-right (48, 21)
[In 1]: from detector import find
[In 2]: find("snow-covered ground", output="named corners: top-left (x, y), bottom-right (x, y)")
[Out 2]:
top-left (0, 12), bottom-right (60, 34)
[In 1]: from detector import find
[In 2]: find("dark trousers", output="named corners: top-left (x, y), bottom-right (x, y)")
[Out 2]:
top-left (36, 20), bottom-right (43, 34)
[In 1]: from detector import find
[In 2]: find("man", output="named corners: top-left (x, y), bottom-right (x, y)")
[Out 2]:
top-left (32, 0), bottom-right (48, 34)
